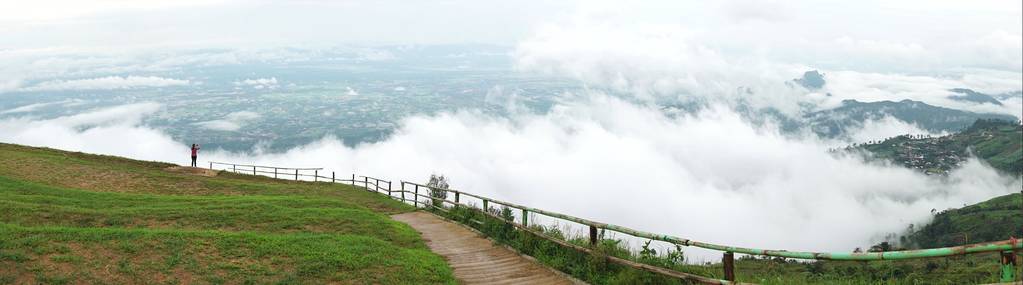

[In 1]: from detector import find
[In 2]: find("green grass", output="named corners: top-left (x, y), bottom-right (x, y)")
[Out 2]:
top-left (0, 224), bottom-right (451, 284)
top-left (0, 143), bottom-right (455, 284)
top-left (0, 177), bottom-right (422, 247)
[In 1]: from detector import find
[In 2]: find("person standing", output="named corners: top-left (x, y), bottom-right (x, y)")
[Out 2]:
top-left (190, 144), bottom-right (200, 167)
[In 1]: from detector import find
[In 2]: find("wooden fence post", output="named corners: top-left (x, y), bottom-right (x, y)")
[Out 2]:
top-left (253, 166), bottom-right (256, 175)
top-left (1000, 250), bottom-right (1017, 282)
top-left (232, 164), bottom-right (236, 173)
top-left (723, 252), bottom-right (735, 282)
top-left (387, 181), bottom-right (392, 196)
top-left (209, 162), bottom-right (212, 170)
top-left (295, 169), bottom-right (298, 181)
top-left (454, 192), bottom-right (459, 204)
top-left (314, 170), bottom-right (318, 182)
top-left (522, 209), bottom-right (528, 227)
top-left (274, 168), bottom-right (278, 179)
top-left (589, 226), bottom-right (598, 246)
top-left (482, 199), bottom-right (488, 214)
top-left (364, 176), bottom-right (369, 190)
top-left (414, 185), bottom-right (419, 208)
top-left (401, 182), bottom-right (406, 203)
top-left (332, 172), bottom-right (335, 183)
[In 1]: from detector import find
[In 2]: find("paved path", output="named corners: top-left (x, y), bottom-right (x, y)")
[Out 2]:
top-left (392, 211), bottom-right (579, 285)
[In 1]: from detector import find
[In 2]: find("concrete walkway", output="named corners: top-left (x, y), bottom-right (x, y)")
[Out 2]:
top-left (392, 211), bottom-right (579, 285)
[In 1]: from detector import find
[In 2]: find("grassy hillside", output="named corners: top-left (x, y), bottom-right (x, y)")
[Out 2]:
top-left (965, 121), bottom-right (1023, 173)
top-left (858, 119), bottom-right (1022, 175)
top-left (853, 120), bottom-right (1022, 249)
top-left (0, 143), bottom-right (455, 284)
top-left (909, 193), bottom-right (1022, 249)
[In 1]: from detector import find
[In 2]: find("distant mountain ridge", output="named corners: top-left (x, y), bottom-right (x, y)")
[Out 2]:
top-left (807, 99), bottom-right (1018, 138)
top-left (948, 88), bottom-right (1003, 106)
top-left (660, 97), bottom-right (1017, 141)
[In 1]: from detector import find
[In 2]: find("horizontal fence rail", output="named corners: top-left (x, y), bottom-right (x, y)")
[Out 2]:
top-left (399, 181), bottom-right (1022, 261)
top-left (209, 161), bottom-right (322, 171)
top-left (204, 161), bottom-right (1022, 284)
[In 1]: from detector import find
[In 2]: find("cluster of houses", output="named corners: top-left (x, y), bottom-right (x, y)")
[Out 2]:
top-left (829, 133), bottom-right (967, 175)
top-left (889, 136), bottom-right (965, 175)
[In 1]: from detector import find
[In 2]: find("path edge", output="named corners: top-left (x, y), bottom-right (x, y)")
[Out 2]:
top-left (399, 210), bottom-right (590, 285)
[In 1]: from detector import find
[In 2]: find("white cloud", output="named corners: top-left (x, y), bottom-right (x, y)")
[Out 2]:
top-left (237, 77), bottom-right (277, 85)
top-left (843, 116), bottom-right (947, 145)
top-left (22, 76), bottom-right (191, 91)
top-left (50, 103), bottom-right (161, 127)
top-left (0, 99), bottom-right (1017, 261)
top-left (233, 77), bottom-right (279, 90)
top-left (193, 111), bottom-right (260, 131)
top-left (193, 120), bottom-right (240, 131)
top-left (514, 21), bottom-right (804, 110)
top-left (0, 99), bottom-right (82, 114)
top-left (0, 78), bottom-right (22, 92)
top-left (483, 85), bottom-right (522, 114)
top-left (0, 103), bottom-right (177, 162)
top-left (345, 86), bottom-right (359, 96)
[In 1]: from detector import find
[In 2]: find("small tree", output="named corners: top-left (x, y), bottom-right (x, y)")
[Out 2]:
top-left (426, 174), bottom-right (449, 208)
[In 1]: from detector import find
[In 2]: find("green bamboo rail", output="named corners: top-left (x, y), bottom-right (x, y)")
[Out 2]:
top-left (399, 180), bottom-right (1021, 283)
top-left (398, 181), bottom-right (1022, 260)
top-left (206, 162), bottom-right (1022, 284)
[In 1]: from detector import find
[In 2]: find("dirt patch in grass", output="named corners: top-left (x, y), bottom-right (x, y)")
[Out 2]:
top-left (165, 166), bottom-right (219, 177)
top-left (38, 255), bottom-right (74, 273)
top-left (22, 241), bottom-right (198, 284)
top-left (72, 243), bottom-right (130, 284)
top-left (69, 169), bottom-right (143, 192)
top-left (0, 261), bottom-right (32, 285)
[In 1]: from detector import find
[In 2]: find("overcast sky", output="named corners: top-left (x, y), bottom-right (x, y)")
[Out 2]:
top-left (2, 1), bottom-right (1020, 57)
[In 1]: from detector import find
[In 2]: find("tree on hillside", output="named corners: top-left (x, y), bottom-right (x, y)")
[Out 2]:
top-left (427, 174), bottom-right (450, 208)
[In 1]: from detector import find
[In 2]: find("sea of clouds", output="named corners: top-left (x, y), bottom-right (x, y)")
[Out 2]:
top-left (1, 94), bottom-right (1018, 261)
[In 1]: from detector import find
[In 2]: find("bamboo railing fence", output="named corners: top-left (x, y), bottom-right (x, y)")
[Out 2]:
top-left (208, 161), bottom-right (1022, 284)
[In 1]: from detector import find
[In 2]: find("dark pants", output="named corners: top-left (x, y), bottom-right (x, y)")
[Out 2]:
top-left (191, 156), bottom-right (197, 167)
